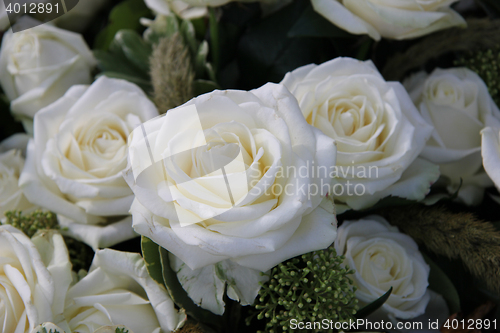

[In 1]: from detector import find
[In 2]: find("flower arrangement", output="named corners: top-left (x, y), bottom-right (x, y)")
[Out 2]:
top-left (0, 0), bottom-right (500, 332)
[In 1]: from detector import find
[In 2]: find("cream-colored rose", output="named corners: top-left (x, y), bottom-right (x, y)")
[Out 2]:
top-left (58, 249), bottom-right (186, 333)
top-left (281, 57), bottom-right (438, 213)
top-left (311, 0), bottom-right (466, 41)
top-left (335, 216), bottom-right (430, 319)
top-left (145, 0), bottom-right (208, 20)
top-left (0, 17), bottom-right (96, 133)
top-left (405, 68), bottom-right (500, 205)
top-left (0, 226), bottom-right (72, 333)
top-left (481, 127), bottom-right (500, 191)
top-left (145, 0), bottom-right (284, 19)
top-left (125, 83), bottom-right (338, 273)
top-left (0, 134), bottom-right (35, 219)
top-left (19, 77), bottom-right (159, 249)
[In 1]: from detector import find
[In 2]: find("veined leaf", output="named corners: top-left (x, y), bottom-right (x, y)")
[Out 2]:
top-left (159, 248), bottom-right (222, 328)
top-left (140, 236), bottom-right (165, 287)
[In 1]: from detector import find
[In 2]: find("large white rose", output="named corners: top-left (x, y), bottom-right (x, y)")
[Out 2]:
top-left (311, 0), bottom-right (466, 41)
top-left (281, 57), bottom-right (438, 213)
top-left (58, 249), bottom-right (186, 333)
top-left (0, 17), bottom-right (96, 133)
top-left (0, 134), bottom-right (35, 219)
top-left (405, 68), bottom-right (500, 205)
top-left (481, 127), bottom-right (500, 191)
top-left (19, 77), bottom-right (159, 249)
top-left (335, 216), bottom-right (430, 319)
top-left (0, 226), bottom-right (72, 333)
top-left (125, 83), bottom-right (337, 273)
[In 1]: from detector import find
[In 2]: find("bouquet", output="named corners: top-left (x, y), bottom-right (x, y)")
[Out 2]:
top-left (0, 0), bottom-right (500, 332)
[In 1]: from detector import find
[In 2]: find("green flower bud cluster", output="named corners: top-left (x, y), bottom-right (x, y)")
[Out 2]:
top-left (455, 47), bottom-right (500, 107)
top-left (248, 247), bottom-right (358, 333)
top-left (4, 210), bottom-right (58, 238)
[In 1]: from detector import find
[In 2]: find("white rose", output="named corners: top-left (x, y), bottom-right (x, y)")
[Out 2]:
top-left (125, 83), bottom-right (338, 273)
top-left (281, 57), bottom-right (438, 213)
top-left (0, 17), bottom-right (96, 133)
top-left (19, 76), bottom-right (159, 249)
top-left (481, 127), bottom-right (500, 191)
top-left (145, 0), bottom-right (284, 19)
top-left (0, 134), bottom-right (36, 219)
top-left (312, 0), bottom-right (466, 41)
top-left (405, 68), bottom-right (500, 205)
top-left (335, 216), bottom-right (430, 319)
top-left (0, 226), bottom-right (72, 333)
top-left (59, 249), bottom-right (186, 333)
top-left (55, 0), bottom-right (112, 32)
top-left (145, 0), bottom-right (208, 20)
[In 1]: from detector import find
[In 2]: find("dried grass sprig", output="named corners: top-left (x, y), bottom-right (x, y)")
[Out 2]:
top-left (382, 205), bottom-right (500, 293)
top-left (150, 33), bottom-right (195, 114)
top-left (382, 19), bottom-right (500, 81)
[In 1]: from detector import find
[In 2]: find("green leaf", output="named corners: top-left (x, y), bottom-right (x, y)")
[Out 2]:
top-left (180, 19), bottom-right (198, 56)
top-left (237, 0), bottom-right (333, 88)
top-left (112, 30), bottom-right (153, 74)
top-left (288, 4), bottom-right (353, 38)
top-left (423, 253), bottom-right (461, 314)
top-left (94, 0), bottom-right (152, 50)
top-left (195, 41), bottom-right (209, 78)
top-left (209, 8), bottom-right (220, 72)
top-left (159, 247), bottom-right (222, 328)
top-left (478, 0), bottom-right (500, 18)
top-left (193, 80), bottom-right (220, 96)
top-left (94, 49), bottom-right (147, 79)
top-left (141, 236), bottom-right (165, 287)
top-left (355, 287), bottom-right (393, 319)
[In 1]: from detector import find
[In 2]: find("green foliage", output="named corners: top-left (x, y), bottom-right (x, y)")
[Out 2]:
top-left (94, 29), bottom-right (153, 94)
top-left (236, 1), bottom-right (347, 88)
top-left (94, 0), bottom-right (152, 50)
top-left (64, 236), bottom-right (94, 273)
top-left (423, 253), bottom-right (461, 314)
top-left (478, 0), bottom-right (500, 18)
top-left (249, 247), bottom-right (358, 333)
top-left (115, 328), bottom-right (130, 333)
top-left (287, 5), bottom-right (352, 38)
top-left (455, 46), bottom-right (500, 107)
top-left (4, 210), bottom-right (58, 238)
top-left (0, 94), bottom-right (23, 142)
top-left (141, 237), bottom-right (221, 329)
top-left (355, 287), bottom-right (392, 319)
top-left (141, 236), bottom-right (167, 286)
